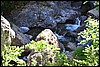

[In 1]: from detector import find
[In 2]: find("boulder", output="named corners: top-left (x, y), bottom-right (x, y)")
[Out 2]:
top-left (79, 16), bottom-right (87, 25)
top-left (79, 1), bottom-right (94, 15)
top-left (59, 42), bottom-right (65, 52)
top-left (65, 42), bottom-right (77, 51)
top-left (71, 1), bottom-right (83, 9)
top-left (35, 29), bottom-right (59, 48)
top-left (25, 27), bottom-right (45, 40)
top-left (1, 15), bottom-right (15, 48)
top-left (35, 29), bottom-right (65, 51)
top-left (65, 31), bottom-right (78, 38)
top-left (24, 34), bottom-right (33, 40)
top-left (11, 23), bottom-right (31, 46)
top-left (9, 1), bottom-right (81, 29)
top-left (55, 23), bottom-right (67, 35)
top-left (87, 7), bottom-right (99, 19)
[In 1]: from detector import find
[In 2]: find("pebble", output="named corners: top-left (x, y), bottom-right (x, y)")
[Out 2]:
top-left (19, 27), bottom-right (30, 33)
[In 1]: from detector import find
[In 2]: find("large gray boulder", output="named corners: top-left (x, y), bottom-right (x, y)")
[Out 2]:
top-left (35, 29), bottom-right (65, 50)
top-left (1, 15), bottom-right (15, 51)
top-left (35, 29), bottom-right (59, 47)
top-left (11, 23), bottom-right (31, 46)
top-left (1, 15), bottom-right (31, 47)
top-left (9, 1), bottom-right (81, 29)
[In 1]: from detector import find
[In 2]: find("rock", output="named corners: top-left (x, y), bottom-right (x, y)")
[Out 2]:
top-left (56, 23), bottom-right (67, 35)
top-left (11, 23), bottom-right (30, 46)
top-left (65, 51), bottom-right (73, 60)
top-left (56, 9), bottom-right (81, 24)
top-left (59, 42), bottom-right (65, 52)
top-left (26, 42), bottom-right (65, 66)
top-left (79, 1), bottom-right (94, 15)
top-left (35, 29), bottom-right (59, 48)
top-left (64, 19), bottom-right (76, 24)
top-left (9, 1), bottom-right (81, 29)
top-left (26, 50), bottom-right (34, 66)
top-left (71, 1), bottom-right (83, 9)
top-left (65, 31), bottom-right (78, 38)
top-left (42, 17), bottom-right (57, 28)
top-left (87, 7), bottom-right (99, 19)
top-left (65, 42), bottom-right (77, 51)
top-left (27, 50), bottom-right (42, 66)
top-left (35, 29), bottom-right (65, 52)
top-left (79, 16), bottom-right (87, 25)
top-left (1, 15), bottom-right (15, 51)
top-left (19, 27), bottom-right (30, 33)
top-left (24, 34), bottom-right (33, 39)
top-left (25, 27), bottom-right (45, 40)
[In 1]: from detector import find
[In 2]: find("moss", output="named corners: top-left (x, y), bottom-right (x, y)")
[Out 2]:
top-left (9, 22), bottom-right (13, 28)
top-left (73, 47), bottom-right (86, 60)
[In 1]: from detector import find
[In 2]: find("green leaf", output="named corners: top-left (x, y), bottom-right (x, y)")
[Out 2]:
top-left (92, 33), bottom-right (96, 39)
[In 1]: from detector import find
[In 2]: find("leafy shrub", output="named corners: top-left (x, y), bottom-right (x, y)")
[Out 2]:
top-left (1, 44), bottom-right (25, 66)
top-left (24, 40), bottom-right (61, 66)
top-left (64, 16), bottom-right (99, 66)
top-left (74, 16), bottom-right (99, 66)
top-left (1, 39), bottom-right (62, 66)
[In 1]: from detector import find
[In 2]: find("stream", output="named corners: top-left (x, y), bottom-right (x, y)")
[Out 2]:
top-left (32, 16), bottom-right (85, 47)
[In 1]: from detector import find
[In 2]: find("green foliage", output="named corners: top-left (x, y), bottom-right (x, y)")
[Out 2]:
top-left (53, 51), bottom-right (68, 66)
top-left (1, 44), bottom-right (25, 66)
top-left (83, 1), bottom-right (88, 4)
top-left (95, 6), bottom-right (99, 10)
top-left (64, 16), bottom-right (99, 66)
top-left (83, 45), bottom-right (99, 66)
top-left (76, 16), bottom-right (99, 66)
top-left (95, 1), bottom-right (99, 10)
top-left (78, 16), bottom-right (99, 45)
top-left (94, 1), bottom-right (99, 9)
top-left (1, 39), bottom-right (61, 66)
top-left (9, 22), bottom-right (13, 28)
top-left (73, 47), bottom-right (86, 60)
top-left (24, 40), bottom-right (61, 66)
top-left (25, 40), bottom-right (60, 53)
